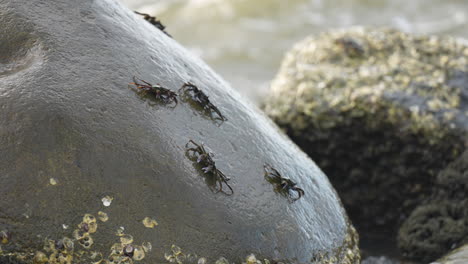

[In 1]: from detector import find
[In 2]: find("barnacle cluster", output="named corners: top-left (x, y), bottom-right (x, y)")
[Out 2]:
top-left (164, 245), bottom-right (205, 264)
top-left (103, 233), bottom-right (149, 264)
top-left (42, 237), bottom-right (75, 264)
top-left (0, 209), bottom-right (157, 264)
top-left (242, 254), bottom-right (271, 264)
top-left (163, 246), bottom-right (276, 264)
top-left (29, 213), bottom-right (100, 264)
top-left (310, 224), bottom-right (360, 264)
top-left (212, 254), bottom-right (274, 264)
top-left (73, 214), bottom-right (97, 249)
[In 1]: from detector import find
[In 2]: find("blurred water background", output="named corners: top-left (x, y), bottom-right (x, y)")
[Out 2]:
top-left (119, 0), bottom-right (468, 104)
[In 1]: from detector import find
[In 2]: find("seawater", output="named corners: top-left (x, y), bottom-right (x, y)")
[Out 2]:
top-left (119, 0), bottom-right (468, 103)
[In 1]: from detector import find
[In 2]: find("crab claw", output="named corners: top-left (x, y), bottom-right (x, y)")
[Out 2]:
top-left (202, 165), bottom-right (214, 174)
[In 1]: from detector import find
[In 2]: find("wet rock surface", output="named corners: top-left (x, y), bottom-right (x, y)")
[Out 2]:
top-left (263, 28), bottom-right (468, 262)
top-left (431, 244), bottom-right (468, 264)
top-left (0, 0), bottom-right (359, 263)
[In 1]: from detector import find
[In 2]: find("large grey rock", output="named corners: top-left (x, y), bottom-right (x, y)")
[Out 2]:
top-left (431, 244), bottom-right (468, 264)
top-left (0, 0), bottom-right (359, 263)
top-left (263, 28), bottom-right (468, 262)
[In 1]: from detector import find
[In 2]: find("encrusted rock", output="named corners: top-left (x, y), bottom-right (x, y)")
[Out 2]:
top-left (0, 0), bottom-right (358, 263)
top-left (263, 27), bottom-right (468, 260)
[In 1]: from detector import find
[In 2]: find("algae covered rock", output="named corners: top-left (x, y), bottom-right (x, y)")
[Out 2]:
top-left (0, 0), bottom-right (359, 263)
top-left (398, 151), bottom-right (468, 262)
top-left (263, 27), bottom-right (467, 248)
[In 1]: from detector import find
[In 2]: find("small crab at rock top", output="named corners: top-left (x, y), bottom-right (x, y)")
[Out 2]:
top-left (263, 164), bottom-right (304, 202)
top-left (335, 37), bottom-right (365, 58)
top-left (178, 82), bottom-right (227, 124)
top-left (134, 11), bottom-right (172, 38)
top-left (185, 140), bottom-right (233, 195)
top-left (129, 77), bottom-right (178, 107)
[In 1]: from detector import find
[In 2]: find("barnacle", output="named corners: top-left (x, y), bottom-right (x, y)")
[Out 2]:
top-left (49, 178), bottom-right (58, 185)
top-left (120, 234), bottom-right (133, 245)
top-left (33, 251), bottom-right (48, 264)
top-left (142, 217), bottom-right (158, 228)
top-left (101, 196), bottom-right (113, 207)
top-left (111, 243), bottom-right (124, 256)
top-left (141, 242), bottom-right (152, 253)
top-left (81, 214), bottom-right (98, 233)
top-left (78, 233), bottom-right (94, 249)
top-left (132, 246), bottom-right (145, 261)
top-left (115, 227), bottom-right (125, 236)
top-left (165, 245), bottom-right (186, 264)
top-left (98, 211), bottom-right (109, 222)
top-left (215, 257), bottom-right (230, 264)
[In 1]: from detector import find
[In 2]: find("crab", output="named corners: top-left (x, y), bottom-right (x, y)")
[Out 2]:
top-left (179, 82), bottom-right (227, 123)
top-left (134, 11), bottom-right (172, 37)
top-left (335, 37), bottom-right (365, 57)
top-left (129, 77), bottom-right (178, 107)
top-left (185, 140), bottom-right (233, 195)
top-left (263, 164), bottom-right (304, 202)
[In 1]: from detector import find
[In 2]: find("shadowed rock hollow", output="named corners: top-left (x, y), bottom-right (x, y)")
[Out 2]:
top-left (398, 150), bottom-right (468, 262)
top-left (0, 0), bottom-right (359, 263)
top-left (263, 27), bottom-right (468, 262)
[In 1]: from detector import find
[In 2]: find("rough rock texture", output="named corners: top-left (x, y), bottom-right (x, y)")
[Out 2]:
top-left (398, 151), bottom-right (468, 262)
top-left (263, 27), bottom-right (468, 261)
top-left (431, 244), bottom-right (468, 264)
top-left (0, 0), bottom-right (359, 264)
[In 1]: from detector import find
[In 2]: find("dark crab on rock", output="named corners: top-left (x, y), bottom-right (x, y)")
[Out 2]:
top-left (134, 11), bottom-right (171, 37)
top-left (179, 82), bottom-right (227, 123)
top-left (129, 77), bottom-right (178, 107)
top-left (185, 140), bottom-right (233, 195)
top-left (264, 164), bottom-right (304, 202)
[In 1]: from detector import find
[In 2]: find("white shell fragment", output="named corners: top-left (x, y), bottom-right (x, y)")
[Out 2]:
top-left (101, 196), bottom-right (113, 207)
